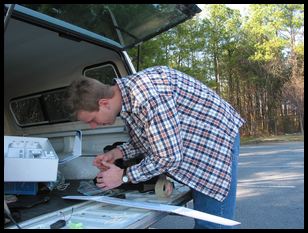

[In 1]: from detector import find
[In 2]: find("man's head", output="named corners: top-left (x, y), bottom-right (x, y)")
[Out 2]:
top-left (66, 77), bottom-right (120, 128)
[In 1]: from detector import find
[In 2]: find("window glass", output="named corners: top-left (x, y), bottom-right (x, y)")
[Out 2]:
top-left (9, 64), bottom-right (118, 127)
top-left (10, 96), bottom-right (46, 126)
top-left (84, 63), bottom-right (118, 85)
top-left (19, 4), bottom-right (201, 49)
top-left (10, 89), bottom-right (71, 127)
top-left (42, 89), bottom-right (70, 122)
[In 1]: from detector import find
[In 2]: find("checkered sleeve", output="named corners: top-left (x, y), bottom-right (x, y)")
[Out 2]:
top-left (117, 139), bottom-right (144, 160)
top-left (126, 96), bottom-right (183, 183)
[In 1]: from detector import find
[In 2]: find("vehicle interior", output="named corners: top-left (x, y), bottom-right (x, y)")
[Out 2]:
top-left (4, 4), bottom-right (201, 229)
top-left (4, 9), bottom-right (132, 180)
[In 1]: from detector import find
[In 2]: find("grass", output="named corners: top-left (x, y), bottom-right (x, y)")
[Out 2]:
top-left (240, 133), bottom-right (304, 145)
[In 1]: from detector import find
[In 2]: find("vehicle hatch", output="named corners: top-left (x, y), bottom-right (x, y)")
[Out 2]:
top-left (12, 4), bottom-right (201, 50)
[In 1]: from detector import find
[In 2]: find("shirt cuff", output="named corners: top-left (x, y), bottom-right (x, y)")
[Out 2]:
top-left (126, 156), bottom-right (178, 183)
top-left (117, 142), bottom-right (143, 160)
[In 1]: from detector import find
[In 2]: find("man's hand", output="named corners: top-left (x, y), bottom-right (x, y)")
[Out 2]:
top-left (95, 161), bottom-right (124, 190)
top-left (93, 148), bottom-right (123, 171)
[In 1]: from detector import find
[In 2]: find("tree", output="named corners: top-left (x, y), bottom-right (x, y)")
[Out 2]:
top-left (23, 4), bottom-right (304, 136)
top-left (241, 4), bottom-right (304, 135)
top-left (278, 4), bottom-right (304, 134)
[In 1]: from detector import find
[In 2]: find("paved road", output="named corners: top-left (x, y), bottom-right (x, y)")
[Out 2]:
top-left (150, 141), bottom-right (304, 229)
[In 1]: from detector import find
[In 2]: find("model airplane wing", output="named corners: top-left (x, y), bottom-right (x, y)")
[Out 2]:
top-left (63, 195), bottom-right (240, 226)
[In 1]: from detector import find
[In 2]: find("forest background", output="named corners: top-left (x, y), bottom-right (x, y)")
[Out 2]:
top-left (19, 4), bottom-right (305, 137)
top-left (127, 4), bottom-right (304, 137)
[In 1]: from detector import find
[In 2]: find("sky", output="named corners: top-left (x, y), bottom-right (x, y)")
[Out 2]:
top-left (197, 4), bottom-right (249, 17)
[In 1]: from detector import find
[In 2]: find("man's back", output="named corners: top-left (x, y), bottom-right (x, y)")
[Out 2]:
top-left (115, 66), bottom-right (245, 201)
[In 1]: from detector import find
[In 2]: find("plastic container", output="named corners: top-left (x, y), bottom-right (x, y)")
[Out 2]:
top-left (4, 182), bottom-right (38, 195)
top-left (4, 136), bottom-right (59, 182)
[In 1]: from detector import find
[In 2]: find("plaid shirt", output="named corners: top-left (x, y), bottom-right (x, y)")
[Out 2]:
top-left (115, 66), bottom-right (245, 201)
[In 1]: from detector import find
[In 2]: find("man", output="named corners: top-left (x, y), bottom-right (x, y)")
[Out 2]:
top-left (66, 66), bottom-right (245, 229)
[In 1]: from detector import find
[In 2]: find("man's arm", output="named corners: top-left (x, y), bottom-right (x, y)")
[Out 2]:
top-left (117, 138), bottom-right (145, 161)
top-left (126, 96), bottom-right (183, 183)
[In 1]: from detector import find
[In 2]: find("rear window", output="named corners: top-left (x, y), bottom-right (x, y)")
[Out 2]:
top-left (19, 4), bottom-right (201, 49)
top-left (10, 64), bottom-right (119, 127)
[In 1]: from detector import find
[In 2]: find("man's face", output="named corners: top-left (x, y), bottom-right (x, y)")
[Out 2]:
top-left (77, 104), bottom-right (116, 129)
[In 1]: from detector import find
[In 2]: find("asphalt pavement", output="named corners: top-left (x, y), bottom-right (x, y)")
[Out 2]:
top-left (150, 141), bottom-right (304, 229)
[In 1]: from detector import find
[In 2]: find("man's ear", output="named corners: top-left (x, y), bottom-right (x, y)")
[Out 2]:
top-left (98, 99), bottom-right (110, 109)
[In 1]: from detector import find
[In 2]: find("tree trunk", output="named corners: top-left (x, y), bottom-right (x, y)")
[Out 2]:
top-left (299, 113), bottom-right (304, 135)
top-left (214, 54), bottom-right (220, 95)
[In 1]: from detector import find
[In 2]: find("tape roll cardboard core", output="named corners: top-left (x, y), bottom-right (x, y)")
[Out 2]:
top-left (155, 175), bottom-right (174, 198)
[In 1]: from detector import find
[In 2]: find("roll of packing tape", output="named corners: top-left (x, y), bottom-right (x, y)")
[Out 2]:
top-left (155, 175), bottom-right (174, 198)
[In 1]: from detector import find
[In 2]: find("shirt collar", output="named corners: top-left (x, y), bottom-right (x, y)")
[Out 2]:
top-left (114, 77), bottom-right (132, 116)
